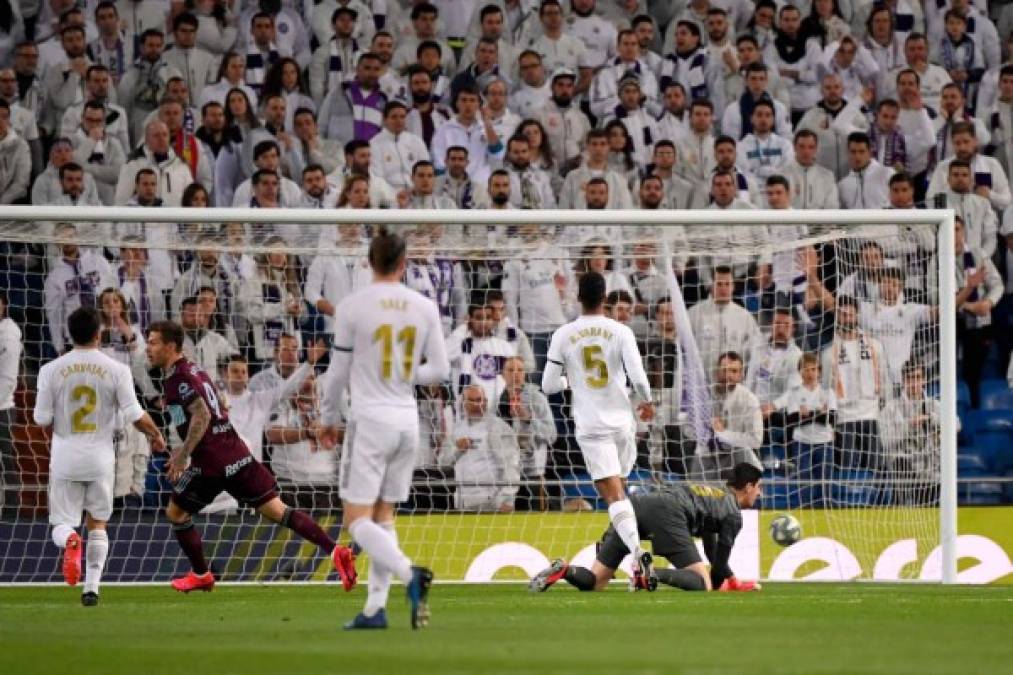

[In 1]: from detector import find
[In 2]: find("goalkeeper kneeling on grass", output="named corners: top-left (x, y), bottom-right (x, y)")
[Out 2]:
top-left (530, 463), bottom-right (763, 593)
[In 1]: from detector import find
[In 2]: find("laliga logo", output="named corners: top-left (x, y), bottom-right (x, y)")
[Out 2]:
top-left (464, 512), bottom-right (1013, 583)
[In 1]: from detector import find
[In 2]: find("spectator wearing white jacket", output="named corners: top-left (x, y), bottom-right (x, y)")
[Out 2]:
top-left (589, 31), bottom-right (661, 119)
top-left (779, 129), bottom-right (841, 209)
top-left (736, 100), bottom-right (794, 181)
top-left (430, 83), bottom-right (504, 183)
top-left (178, 295), bottom-right (240, 379)
top-left (838, 131), bottom-right (895, 208)
top-left (0, 292), bottom-right (21, 512)
top-left (71, 101), bottom-right (126, 205)
top-left (933, 159), bottom-right (998, 258)
top-left (162, 13), bottom-right (217, 100)
top-left (114, 120), bottom-right (195, 205)
top-left (691, 351), bottom-right (763, 477)
top-left (687, 265), bottom-right (762, 382)
top-left (43, 222), bottom-right (116, 354)
top-left (796, 73), bottom-right (870, 180)
top-left (237, 237), bottom-right (304, 363)
top-left (442, 384), bottom-right (520, 513)
top-left (368, 100), bottom-right (429, 191)
top-left (498, 356), bottom-right (556, 506)
top-left (0, 101), bottom-right (30, 204)
top-left (926, 122), bottom-right (1012, 211)
top-left (59, 65), bottom-right (131, 156)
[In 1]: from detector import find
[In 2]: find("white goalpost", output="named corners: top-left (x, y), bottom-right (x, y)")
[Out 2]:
top-left (0, 206), bottom-right (957, 585)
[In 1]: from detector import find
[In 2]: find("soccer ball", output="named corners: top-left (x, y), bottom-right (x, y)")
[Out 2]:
top-left (769, 514), bottom-right (802, 547)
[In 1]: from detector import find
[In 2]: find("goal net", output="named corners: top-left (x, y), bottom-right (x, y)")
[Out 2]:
top-left (0, 207), bottom-right (957, 584)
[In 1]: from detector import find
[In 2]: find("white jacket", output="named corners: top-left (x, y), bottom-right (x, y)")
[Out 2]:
top-left (368, 128), bottom-right (430, 191)
top-left (838, 159), bottom-right (895, 209)
top-left (936, 190), bottom-right (998, 258)
top-left (736, 131), bottom-right (795, 181)
top-left (161, 45), bottom-right (217, 98)
top-left (182, 328), bottom-right (240, 379)
top-left (796, 99), bottom-right (870, 180)
top-left (71, 132), bottom-right (126, 206)
top-left (114, 147), bottom-right (195, 206)
top-left (443, 412), bottom-right (520, 512)
top-left (711, 383), bottom-right (763, 451)
top-left (559, 165), bottom-right (633, 210)
top-left (44, 252), bottom-right (116, 353)
top-left (60, 101), bottom-right (131, 158)
top-left (687, 299), bottom-right (762, 382)
top-left (503, 241), bottom-right (571, 334)
top-left (780, 159), bottom-right (841, 210)
top-left (927, 154), bottom-right (1012, 211)
top-left (0, 317), bottom-right (22, 411)
top-left (0, 129), bottom-right (31, 204)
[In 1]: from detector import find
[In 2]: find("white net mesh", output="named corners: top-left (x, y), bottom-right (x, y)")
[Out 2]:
top-left (0, 210), bottom-right (953, 583)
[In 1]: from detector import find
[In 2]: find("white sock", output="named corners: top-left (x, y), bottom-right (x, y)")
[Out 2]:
top-left (51, 524), bottom-right (75, 548)
top-left (348, 518), bottom-right (412, 584)
top-left (607, 499), bottom-right (643, 560)
top-left (84, 529), bottom-right (109, 595)
top-left (363, 522), bottom-right (396, 617)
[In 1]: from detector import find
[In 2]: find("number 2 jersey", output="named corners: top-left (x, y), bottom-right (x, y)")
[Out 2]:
top-left (34, 348), bottom-right (145, 481)
top-left (324, 281), bottom-right (447, 421)
top-left (544, 315), bottom-right (650, 436)
top-left (164, 357), bottom-right (250, 472)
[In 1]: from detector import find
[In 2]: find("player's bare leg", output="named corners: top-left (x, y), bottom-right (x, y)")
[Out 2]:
top-left (165, 500), bottom-right (214, 592)
top-left (256, 497), bottom-right (357, 590)
top-left (595, 476), bottom-right (655, 591)
top-left (51, 523), bottom-right (82, 587)
top-left (343, 501), bottom-right (433, 630)
top-left (80, 514), bottom-right (108, 606)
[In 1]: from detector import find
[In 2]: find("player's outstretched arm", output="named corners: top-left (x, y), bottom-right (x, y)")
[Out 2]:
top-left (167, 398), bottom-right (211, 481)
top-left (133, 413), bottom-right (166, 454)
top-left (620, 327), bottom-right (651, 401)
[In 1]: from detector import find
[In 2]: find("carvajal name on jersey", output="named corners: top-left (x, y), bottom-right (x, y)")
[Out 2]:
top-left (59, 363), bottom-right (109, 380)
top-left (569, 326), bottom-right (614, 344)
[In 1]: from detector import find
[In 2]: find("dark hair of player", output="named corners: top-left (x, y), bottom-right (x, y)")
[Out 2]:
top-left (725, 462), bottom-right (762, 489)
top-left (67, 307), bottom-right (102, 346)
top-left (578, 271), bottom-right (607, 312)
top-left (148, 320), bottom-right (185, 352)
top-left (369, 227), bottom-right (407, 275)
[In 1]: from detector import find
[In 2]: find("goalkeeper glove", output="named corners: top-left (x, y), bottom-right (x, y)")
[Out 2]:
top-left (718, 577), bottom-right (762, 592)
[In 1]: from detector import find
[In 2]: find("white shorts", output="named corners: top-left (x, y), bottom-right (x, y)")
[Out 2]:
top-left (576, 427), bottom-right (637, 481)
top-left (339, 415), bottom-right (419, 506)
top-left (48, 475), bottom-right (114, 527)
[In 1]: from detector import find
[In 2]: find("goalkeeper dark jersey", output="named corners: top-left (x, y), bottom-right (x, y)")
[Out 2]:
top-left (597, 483), bottom-right (742, 582)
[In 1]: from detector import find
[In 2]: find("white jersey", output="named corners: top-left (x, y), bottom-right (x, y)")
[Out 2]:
top-left (544, 314), bottom-right (650, 436)
top-left (34, 348), bottom-right (144, 481)
top-left (774, 383), bottom-right (837, 445)
top-left (859, 299), bottom-right (932, 384)
top-left (329, 282), bottom-right (447, 418)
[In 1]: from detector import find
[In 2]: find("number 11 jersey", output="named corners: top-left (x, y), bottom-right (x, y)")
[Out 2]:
top-left (333, 281), bottom-right (445, 417)
top-left (546, 315), bottom-right (650, 437)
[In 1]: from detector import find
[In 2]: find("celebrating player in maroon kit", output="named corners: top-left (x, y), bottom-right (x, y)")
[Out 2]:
top-left (145, 320), bottom-right (357, 592)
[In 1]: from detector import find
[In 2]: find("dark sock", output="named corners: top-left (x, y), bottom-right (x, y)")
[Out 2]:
top-left (563, 566), bottom-right (597, 591)
top-left (657, 568), bottom-right (707, 591)
top-left (281, 507), bottom-right (336, 554)
top-left (173, 521), bottom-right (209, 575)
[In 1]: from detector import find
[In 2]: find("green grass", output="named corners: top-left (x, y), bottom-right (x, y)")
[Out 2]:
top-left (1, 584), bottom-right (1010, 675)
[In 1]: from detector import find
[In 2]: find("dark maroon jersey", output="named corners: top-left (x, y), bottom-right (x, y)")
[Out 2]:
top-left (164, 357), bottom-right (250, 472)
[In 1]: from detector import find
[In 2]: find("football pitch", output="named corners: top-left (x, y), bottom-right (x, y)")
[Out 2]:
top-left (1, 583), bottom-right (1010, 675)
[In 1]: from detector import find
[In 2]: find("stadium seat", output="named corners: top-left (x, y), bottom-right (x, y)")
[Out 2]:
top-left (957, 380), bottom-right (970, 407)
top-left (561, 471), bottom-right (603, 511)
top-left (957, 454), bottom-right (989, 477)
top-left (981, 388), bottom-right (1013, 411)
top-left (972, 412), bottom-right (1013, 473)
top-left (960, 482), bottom-right (1003, 506)
top-left (980, 379), bottom-right (1009, 406)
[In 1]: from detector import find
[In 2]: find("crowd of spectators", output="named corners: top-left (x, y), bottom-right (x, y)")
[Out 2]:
top-left (0, 0), bottom-right (1011, 513)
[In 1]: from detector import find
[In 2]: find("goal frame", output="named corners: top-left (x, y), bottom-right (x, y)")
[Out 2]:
top-left (0, 205), bottom-right (958, 584)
